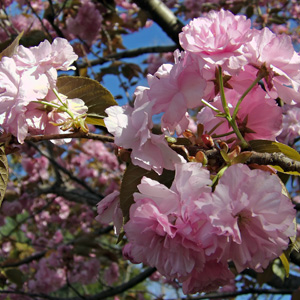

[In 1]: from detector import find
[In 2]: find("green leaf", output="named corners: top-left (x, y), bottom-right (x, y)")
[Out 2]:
top-left (0, 145), bottom-right (8, 207)
top-left (0, 31), bottom-right (23, 60)
top-left (120, 162), bottom-right (174, 222)
top-left (56, 76), bottom-right (117, 127)
top-left (249, 140), bottom-right (300, 175)
top-left (5, 268), bottom-right (24, 288)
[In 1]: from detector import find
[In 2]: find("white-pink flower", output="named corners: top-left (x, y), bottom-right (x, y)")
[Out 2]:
top-left (104, 87), bottom-right (184, 175)
top-left (14, 37), bottom-right (78, 87)
top-left (0, 57), bottom-right (49, 142)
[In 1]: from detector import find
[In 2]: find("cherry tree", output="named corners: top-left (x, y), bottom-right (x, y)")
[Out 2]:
top-left (0, 0), bottom-right (300, 299)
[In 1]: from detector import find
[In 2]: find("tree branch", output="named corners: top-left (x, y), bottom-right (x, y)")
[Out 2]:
top-left (133, 0), bottom-right (184, 47)
top-left (0, 267), bottom-right (156, 300)
top-left (78, 45), bottom-right (178, 68)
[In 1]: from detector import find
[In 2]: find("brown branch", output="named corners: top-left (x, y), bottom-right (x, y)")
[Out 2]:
top-left (78, 45), bottom-right (178, 68)
top-left (38, 185), bottom-right (102, 206)
top-left (0, 267), bottom-right (156, 300)
top-left (25, 132), bottom-right (114, 143)
top-left (247, 151), bottom-right (300, 173)
top-left (24, 132), bottom-right (300, 174)
top-left (174, 288), bottom-right (295, 299)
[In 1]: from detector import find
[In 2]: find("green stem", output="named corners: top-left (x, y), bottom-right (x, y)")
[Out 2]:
top-left (217, 66), bottom-right (249, 149)
top-left (227, 117), bottom-right (248, 148)
top-left (32, 100), bottom-right (60, 110)
top-left (201, 99), bottom-right (221, 113)
top-left (53, 88), bottom-right (68, 108)
top-left (211, 130), bottom-right (235, 138)
top-left (218, 66), bottom-right (231, 117)
top-left (211, 165), bottom-right (228, 189)
top-left (232, 73), bottom-right (264, 120)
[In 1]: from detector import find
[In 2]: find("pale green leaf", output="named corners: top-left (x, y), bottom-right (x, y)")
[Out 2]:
top-left (56, 76), bottom-right (117, 127)
top-left (272, 259), bottom-right (285, 282)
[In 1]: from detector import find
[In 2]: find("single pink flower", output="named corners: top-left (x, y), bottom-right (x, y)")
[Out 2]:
top-left (202, 164), bottom-right (296, 272)
top-left (124, 163), bottom-right (214, 282)
top-left (179, 9), bottom-right (253, 73)
top-left (248, 27), bottom-right (300, 104)
top-left (147, 58), bottom-right (206, 134)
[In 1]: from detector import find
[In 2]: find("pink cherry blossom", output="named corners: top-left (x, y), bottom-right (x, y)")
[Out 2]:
top-left (124, 163), bottom-right (216, 283)
top-left (104, 87), bottom-right (185, 175)
top-left (248, 27), bottom-right (300, 104)
top-left (14, 37), bottom-right (78, 87)
top-left (179, 9), bottom-right (253, 73)
top-left (65, 0), bottom-right (103, 46)
top-left (147, 56), bottom-right (206, 134)
top-left (96, 190), bottom-right (123, 234)
top-left (104, 262), bottom-right (120, 286)
top-left (202, 164), bottom-right (296, 272)
top-left (0, 57), bottom-right (49, 143)
top-left (197, 85), bottom-right (282, 142)
top-left (277, 104), bottom-right (300, 145)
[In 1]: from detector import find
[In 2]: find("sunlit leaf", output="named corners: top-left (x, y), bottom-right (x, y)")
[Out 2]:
top-left (57, 76), bottom-right (117, 127)
top-left (0, 31), bottom-right (23, 60)
top-left (120, 162), bottom-right (174, 222)
top-left (279, 253), bottom-right (290, 278)
top-left (0, 145), bottom-right (8, 207)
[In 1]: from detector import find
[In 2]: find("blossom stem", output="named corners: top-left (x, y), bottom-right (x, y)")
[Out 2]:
top-left (218, 66), bottom-right (230, 117)
top-left (201, 99), bottom-right (221, 113)
top-left (212, 130), bottom-right (235, 138)
top-left (32, 100), bottom-right (60, 109)
top-left (232, 73), bottom-right (264, 121)
top-left (217, 66), bottom-right (248, 148)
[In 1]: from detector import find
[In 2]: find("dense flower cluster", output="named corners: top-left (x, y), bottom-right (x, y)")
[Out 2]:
top-left (105, 9), bottom-right (300, 173)
top-left (101, 9), bottom-right (298, 294)
top-left (0, 38), bottom-right (87, 143)
top-left (120, 163), bottom-right (295, 293)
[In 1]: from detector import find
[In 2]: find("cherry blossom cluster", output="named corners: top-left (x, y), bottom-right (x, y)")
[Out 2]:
top-left (0, 37), bottom-right (88, 143)
top-left (105, 9), bottom-right (300, 173)
top-left (102, 9), bottom-right (299, 294)
top-left (123, 163), bottom-right (295, 293)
